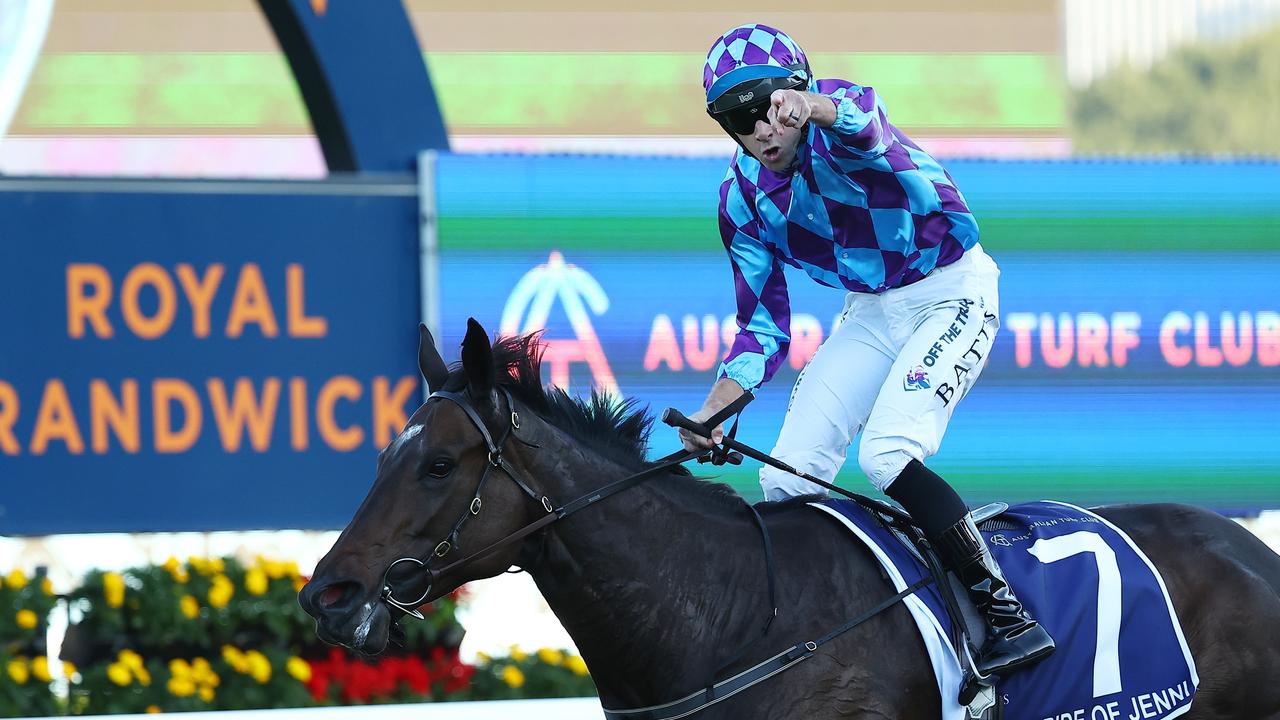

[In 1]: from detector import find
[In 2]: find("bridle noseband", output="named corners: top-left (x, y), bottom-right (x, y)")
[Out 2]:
top-left (376, 387), bottom-right (746, 620)
top-left (380, 387), bottom-right (552, 619)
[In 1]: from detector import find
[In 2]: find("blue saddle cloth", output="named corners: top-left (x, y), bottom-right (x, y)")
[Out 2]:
top-left (813, 499), bottom-right (1200, 720)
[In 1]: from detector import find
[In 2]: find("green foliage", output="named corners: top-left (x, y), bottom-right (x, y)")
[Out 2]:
top-left (0, 568), bottom-right (60, 717)
top-left (466, 647), bottom-right (596, 700)
top-left (1072, 26), bottom-right (1280, 155)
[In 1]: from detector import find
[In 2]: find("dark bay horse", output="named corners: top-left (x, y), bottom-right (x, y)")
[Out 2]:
top-left (300, 320), bottom-right (1280, 718)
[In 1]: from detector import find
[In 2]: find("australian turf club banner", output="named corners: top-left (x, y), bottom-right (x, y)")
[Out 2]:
top-left (432, 154), bottom-right (1280, 513)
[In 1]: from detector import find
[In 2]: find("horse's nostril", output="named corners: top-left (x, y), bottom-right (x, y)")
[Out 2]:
top-left (319, 586), bottom-right (344, 608)
top-left (314, 581), bottom-right (361, 612)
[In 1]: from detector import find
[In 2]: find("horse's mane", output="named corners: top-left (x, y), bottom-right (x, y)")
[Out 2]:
top-left (453, 334), bottom-right (746, 512)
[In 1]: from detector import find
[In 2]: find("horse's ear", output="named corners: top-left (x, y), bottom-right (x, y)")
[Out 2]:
top-left (460, 318), bottom-right (495, 399)
top-left (417, 323), bottom-right (449, 393)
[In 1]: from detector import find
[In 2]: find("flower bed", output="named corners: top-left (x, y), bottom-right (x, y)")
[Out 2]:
top-left (1, 568), bottom-right (61, 717)
top-left (0, 557), bottom-right (596, 715)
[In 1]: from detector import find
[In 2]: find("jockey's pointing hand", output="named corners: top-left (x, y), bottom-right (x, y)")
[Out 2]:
top-left (771, 88), bottom-right (811, 135)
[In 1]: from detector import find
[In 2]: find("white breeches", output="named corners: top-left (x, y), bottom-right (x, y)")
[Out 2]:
top-left (760, 245), bottom-right (1001, 500)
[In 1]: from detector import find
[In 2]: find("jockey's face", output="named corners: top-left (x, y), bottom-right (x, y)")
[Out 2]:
top-left (737, 104), bottom-right (803, 173)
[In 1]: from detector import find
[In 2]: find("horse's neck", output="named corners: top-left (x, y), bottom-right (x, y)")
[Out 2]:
top-left (519, 434), bottom-right (767, 707)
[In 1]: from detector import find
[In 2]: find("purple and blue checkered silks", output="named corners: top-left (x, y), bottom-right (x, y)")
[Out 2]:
top-left (715, 74), bottom-right (981, 391)
top-left (703, 24), bottom-right (811, 98)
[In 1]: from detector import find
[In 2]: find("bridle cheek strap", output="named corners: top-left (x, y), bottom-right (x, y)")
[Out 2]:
top-left (380, 389), bottom-right (750, 620)
top-left (380, 387), bottom-right (552, 619)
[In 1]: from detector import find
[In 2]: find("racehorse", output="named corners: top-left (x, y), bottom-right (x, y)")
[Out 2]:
top-left (299, 320), bottom-right (1280, 718)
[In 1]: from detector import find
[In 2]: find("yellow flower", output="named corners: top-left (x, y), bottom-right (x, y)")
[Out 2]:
top-left (62, 661), bottom-right (77, 678)
top-left (208, 558), bottom-right (225, 574)
top-left (537, 648), bottom-right (564, 666)
top-left (40, 577), bottom-right (54, 596)
top-left (261, 559), bottom-right (286, 580)
top-left (191, 657), bottom-right (218, 688)
top-left (207, 575), bottom-right (234, 608)
top-left (7, 658), bottom-right (29, 684)
top-left (118, 649), bottom-right (143, 671)
top-left (285, 656), bottom-right (311, 683)
top-left (136, 666), bottom-right (152, 686)
top-left (245, 650), bottom-right (272, 684)
top-left (167, 675), bottom-right (196, 697)
top-left (500, 664), bottom-right (525, 688)
top-left (168, 658), bottom-right (191, 678)
top-left (509, 645), bottom-right (528, 662)
top-left (103, 572), bottom-right (126, 608)
top-left (475, 651), bottom-right (491, 664)
top-left (32, 656), bottom-right (51, 683)
top-left (221, 646), bottom-right (249, 674)
top-left (564, 655), bottom-right (589, 676)
top-left (180, 595), bottom-right (200, 619)
top-left (106, 662), bottom-right (131, 687)
top-left (6, 568), bottom-right (27, 590)
top-left (293, 576), bottom-right (307, 593)
top-left (187, 556), bottom-right (207, 574)
top-left (163, 557), bottom-right (189, 583)
top-left (15, 609), bottom-right (38, 629)
top-left (145, 705), bottom-right (162, 714)
top-left (199, 685), bottom-right (215, 702)
top-left (245, 568), bottom-right (269, 596)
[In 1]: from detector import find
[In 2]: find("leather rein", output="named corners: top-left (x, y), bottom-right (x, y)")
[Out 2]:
top-left (378, 388), bottom-right (748, 619)
top-left (377, 388), bottom-right (930, 720)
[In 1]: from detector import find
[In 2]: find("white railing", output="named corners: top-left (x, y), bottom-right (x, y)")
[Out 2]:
top-left (28, 698), bottom-right (604, 720)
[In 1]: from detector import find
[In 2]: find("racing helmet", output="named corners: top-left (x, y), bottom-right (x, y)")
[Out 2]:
top-left (703, 24), bottom-right (812, 137)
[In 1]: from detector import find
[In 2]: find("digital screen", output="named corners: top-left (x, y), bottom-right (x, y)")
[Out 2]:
top-left (434, 155), bottom-right (1280, 511)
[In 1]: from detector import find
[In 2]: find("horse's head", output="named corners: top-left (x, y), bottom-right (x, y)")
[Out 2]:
top-left (299, 319), bottom-right (550, 654)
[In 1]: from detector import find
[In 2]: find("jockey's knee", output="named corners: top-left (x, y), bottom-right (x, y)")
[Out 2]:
top-left (759, 453), bottom-right (836, 502)
top-left (857, 436), bottom-right (920, 493)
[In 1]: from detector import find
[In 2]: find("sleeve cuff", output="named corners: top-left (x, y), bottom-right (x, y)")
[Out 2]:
top-left (718, 357), bottom-right (765, 392)
top-left (831, 94), bottom-right (870, 136)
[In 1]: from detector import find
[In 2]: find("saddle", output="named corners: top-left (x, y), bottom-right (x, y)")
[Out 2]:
top-left (848, 495), bottom-right (1010, 719)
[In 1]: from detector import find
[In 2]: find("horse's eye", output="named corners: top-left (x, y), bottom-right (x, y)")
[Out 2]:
top-left (426, 459), bottom-right (454, 478)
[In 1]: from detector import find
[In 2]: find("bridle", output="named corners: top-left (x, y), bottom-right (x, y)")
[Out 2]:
top-left (372, 385), bottom-right (943, 720)
top-left (378, 387), bottom-right (741, 619)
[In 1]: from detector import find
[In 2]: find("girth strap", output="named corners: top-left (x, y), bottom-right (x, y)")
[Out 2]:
top-left (602, 577), bottom-right (932, 720)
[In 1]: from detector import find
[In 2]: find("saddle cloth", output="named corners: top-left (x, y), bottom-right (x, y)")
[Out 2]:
top-left (811, 499), bottom-right (1200, 720)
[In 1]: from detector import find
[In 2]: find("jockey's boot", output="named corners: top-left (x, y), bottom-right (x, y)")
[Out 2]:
top-left (938, 515), bottom-right (1056, 677)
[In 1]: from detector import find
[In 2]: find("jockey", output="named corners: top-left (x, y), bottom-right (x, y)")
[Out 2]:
top-left (681, 23), bottom-right (1055, 679)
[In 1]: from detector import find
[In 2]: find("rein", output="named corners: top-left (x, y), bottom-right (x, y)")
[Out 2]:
top-left (380, 388), bottom-right (930, 720)
top-left (378, 389), bottom-right (750, 619)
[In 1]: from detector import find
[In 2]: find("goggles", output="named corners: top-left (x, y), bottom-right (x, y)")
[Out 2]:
top-left (707, 66), bottom-right (809, 135)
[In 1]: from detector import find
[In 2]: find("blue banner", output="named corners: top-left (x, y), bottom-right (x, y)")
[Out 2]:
top-left (0, 178), bottom-right (421, 534)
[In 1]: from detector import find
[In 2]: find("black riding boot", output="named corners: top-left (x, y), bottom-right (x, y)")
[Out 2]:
top-left (886, 460), bottom-right (1055, 679)
top-left (937, 515), bottom-right (1056, 677)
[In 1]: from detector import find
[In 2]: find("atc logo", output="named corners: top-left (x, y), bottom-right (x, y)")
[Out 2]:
top-left (500, 251), bottom-right (619, 396)
top-left (903, 365), bottom-right (930, 391)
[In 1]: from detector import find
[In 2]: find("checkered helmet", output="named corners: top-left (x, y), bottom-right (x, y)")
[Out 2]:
top-left (703, 24), bottom-right (813, 137)
top-left (703, 24), bottom-right (810, 98)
